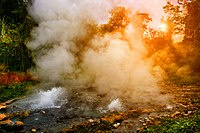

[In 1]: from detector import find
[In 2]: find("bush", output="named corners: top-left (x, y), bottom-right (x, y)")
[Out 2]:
top-left (0, 82), bottom-right (35, 103)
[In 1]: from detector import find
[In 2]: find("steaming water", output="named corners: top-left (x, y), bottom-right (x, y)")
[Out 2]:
top-left (9, 87), bottom-right (67, 110)
top-left (30, 87), bottom-right (66, 109)
top-left (108, 98), bottom-right (123, 111)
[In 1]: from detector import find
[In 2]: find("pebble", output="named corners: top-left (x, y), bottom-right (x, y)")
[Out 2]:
top-left (31, 128), bottom-right (36, 132)
top-left (113, 123), bottom-right (121, 128)
top-left (88, 119), bottom-right (94, 123)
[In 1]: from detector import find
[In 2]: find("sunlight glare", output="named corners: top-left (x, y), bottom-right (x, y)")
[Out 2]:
top-left (158, 23), bottom-right (168, 32)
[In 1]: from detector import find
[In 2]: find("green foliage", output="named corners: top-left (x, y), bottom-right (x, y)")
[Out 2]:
top-left (0, 0), bottom-right (36, 72)
top-left (0, 0), bottom-right (29, 24)
top-left (0, 81), bottom-right (35, 103)
top-left (0, 42), bottom-right (33, 72)
top-left (142, 114), bottom-right (200, 133)
top-left (0, 0), bottom-right (36, 40)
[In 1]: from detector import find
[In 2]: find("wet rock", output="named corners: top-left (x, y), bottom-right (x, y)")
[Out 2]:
top-left (40, 110), bottom-right (46, 114)
top-left (4, 99), bottom-right (16, 105)
top-left (0, 99), bottom-right (17, 111)
top-left (19, 111), bottom-right (30, 118)
top-left (0, 105), bottom-right (7, 110)
top-left (0, 119), bottom-right (24, 132)
top-left (88, 119), bottom-right (94, 123)
top-left (15, 121), bottom-right (24, 126)
top-left (31, 128), bottom-right (37, 132)
top-left (142, 123), bottom-right (147, 126)
top-left (0, 119), bottom-right (13, 125)
top-left (113, 123), bottom-right (120, 128)
top-left (139, 120), bottom-right (144, 123)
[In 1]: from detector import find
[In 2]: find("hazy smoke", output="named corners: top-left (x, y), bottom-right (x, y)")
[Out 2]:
top-left (27, 0), bottom-right (169, 107)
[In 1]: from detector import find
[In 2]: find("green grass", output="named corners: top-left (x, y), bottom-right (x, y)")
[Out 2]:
top-left (0, 81), bottom-right (35, 103)
top-left (142, 114), bottom-right (200, 133)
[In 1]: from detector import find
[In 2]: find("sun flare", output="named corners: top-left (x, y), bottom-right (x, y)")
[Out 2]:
top-left (158, 23), bottom-right (168, 32)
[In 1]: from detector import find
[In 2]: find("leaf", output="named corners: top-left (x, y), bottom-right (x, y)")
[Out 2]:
top-left (0, 114), bottom-right (7, 121)
top-left (15, 121), bottom-right (24, 126)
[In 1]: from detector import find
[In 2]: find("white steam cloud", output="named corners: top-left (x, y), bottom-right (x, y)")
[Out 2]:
top-left (27, 0), bottom-right (169, 106)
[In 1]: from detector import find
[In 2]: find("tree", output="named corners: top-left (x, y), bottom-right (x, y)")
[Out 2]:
top-left (0, 0), bottom-right (36, 72)
top-left (184, 0), bottom-right (200, 72)
top-left (184, 0), bottom-right (200, 41)
top-left (100, 6), bottom-right (131, 33)
top-left (132, 12), bottom-right (152, 36)
top-left (163, 2), bottom-right (186, 41)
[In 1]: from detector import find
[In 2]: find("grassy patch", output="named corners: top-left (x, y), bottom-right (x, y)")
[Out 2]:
top-left (0, 81), bottom-right (36, 103)
top-left (142, 113), bottom-right (200, 133)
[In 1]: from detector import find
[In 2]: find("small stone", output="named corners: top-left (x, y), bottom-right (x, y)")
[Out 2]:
top-left (0, 105), bottom-right (7, 110)
top-left (142, 123), bottom-right (147, 126)
top-left (0, 119), bottom-right (13, 125)
top-left (15, 121), bottom-right (24, 126)
top-left (19, 111), bottom-right (30, 118)
top-left (166, 105), bottom-right (173, 110)
top-left (41, 111), bottom-right (46, 114)
top-left (139, 120), bottom-right (143, 123)
top-left (31, 128), bottom-right (36, 132)
top-left (113, 123), bottom-right (120, 128)
top-left (187, 111), bottom-right (192, 114)
top-left (144, 117), bottom-right (150, 122)
top-left (88, 119), bottom-right (94, 123)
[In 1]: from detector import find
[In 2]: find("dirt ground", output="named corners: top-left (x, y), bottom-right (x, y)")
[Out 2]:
top-left (1, 83), bottom-right (200, 132)
top-left (113, 83), bottom-right (200, 132)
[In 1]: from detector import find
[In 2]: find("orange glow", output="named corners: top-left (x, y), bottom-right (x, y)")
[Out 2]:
top-left (172, 34), bottom-right (184, 43)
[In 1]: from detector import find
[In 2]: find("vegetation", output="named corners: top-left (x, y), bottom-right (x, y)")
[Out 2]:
top-left (0, 0), bottom-right (37, 102)
top-left (0, 81), bottom-right (36, 103)
top-left (0, 0), bottom-right (36, 72)
top-left (142, 113), bottom-right (200, 133)
top-left (143, 0), bottom-right (200, 84)
top-left (100, 6), bottom-right (131, 33)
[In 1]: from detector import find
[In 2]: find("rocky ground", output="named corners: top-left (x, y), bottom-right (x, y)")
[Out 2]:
top-left (0, 83), bottom-right (199, 132)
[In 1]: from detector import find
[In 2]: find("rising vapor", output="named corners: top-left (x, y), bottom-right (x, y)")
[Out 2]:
top-left (27, 0), bottom-right (169, 108)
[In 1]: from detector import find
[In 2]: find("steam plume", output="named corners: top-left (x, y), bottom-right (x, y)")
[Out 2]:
top-left (27, 0), bottom-right (169, 106)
